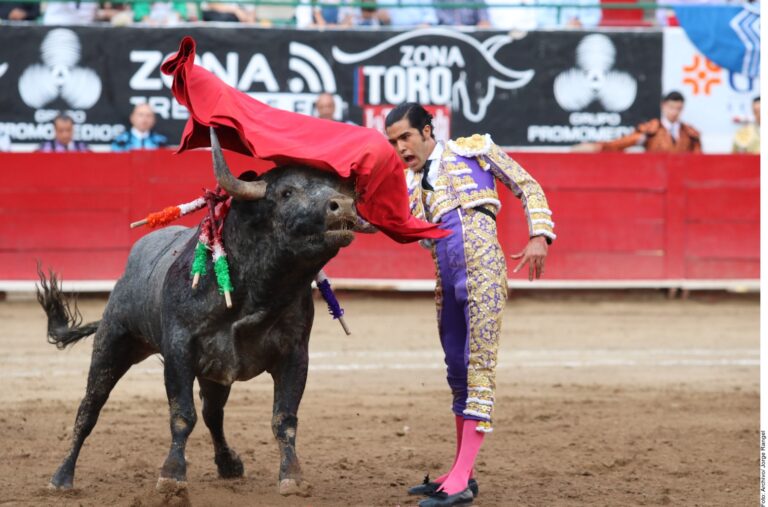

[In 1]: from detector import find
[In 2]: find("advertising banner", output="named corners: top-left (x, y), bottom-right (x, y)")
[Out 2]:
top-left (0, 26), bottom-right (663, 148)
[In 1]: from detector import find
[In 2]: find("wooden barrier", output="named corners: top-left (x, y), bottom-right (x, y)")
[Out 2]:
top-left (0, 151), bottom-right (759, 290)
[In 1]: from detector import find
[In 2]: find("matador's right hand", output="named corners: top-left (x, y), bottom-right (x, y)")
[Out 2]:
top-left (510, 236), bottom-right (548, 281)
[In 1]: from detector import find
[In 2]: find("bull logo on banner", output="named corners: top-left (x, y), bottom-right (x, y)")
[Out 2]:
top-left (332, 28), bottom-right (534, 134)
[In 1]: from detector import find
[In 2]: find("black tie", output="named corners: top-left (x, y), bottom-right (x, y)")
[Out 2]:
top-left (421, 160), bottom-right (434, 191)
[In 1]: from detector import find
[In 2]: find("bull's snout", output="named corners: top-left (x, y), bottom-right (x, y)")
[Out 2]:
top-left (325, 195), bottom-right (357, 247)
top-left (327, 196), bottom-right (355, 218)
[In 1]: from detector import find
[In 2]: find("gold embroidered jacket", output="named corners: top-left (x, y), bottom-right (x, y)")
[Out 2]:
top-left (406, 134), bottom-right (556, 242)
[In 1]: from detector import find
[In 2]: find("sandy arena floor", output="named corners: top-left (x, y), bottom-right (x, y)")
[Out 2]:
top-left (0, 291), bottom-right (759, 506)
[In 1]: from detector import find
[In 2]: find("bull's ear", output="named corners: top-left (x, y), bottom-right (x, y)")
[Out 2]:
top-left (238, 170), bottom-right (260, 182)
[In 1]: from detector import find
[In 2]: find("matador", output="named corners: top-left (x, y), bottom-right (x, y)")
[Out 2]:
top-left (386, 103), bottom-right (556, 507)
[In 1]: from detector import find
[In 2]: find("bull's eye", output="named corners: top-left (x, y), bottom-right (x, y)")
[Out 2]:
top-left (282, 189), bottom-right (292, 198)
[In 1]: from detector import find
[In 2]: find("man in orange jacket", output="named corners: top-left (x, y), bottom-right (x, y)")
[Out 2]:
top-left (575, 91), bottom-right (702, 153)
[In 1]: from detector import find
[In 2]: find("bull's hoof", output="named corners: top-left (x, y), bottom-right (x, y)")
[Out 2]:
top-left (48, 470), bottom-right (74, 491)
top-left (156, 477), bottom-right (189, 495)
top-left (215, 449), bottom-right (244, 479)
top-left (278, 478), bottom-right (312, 497)
top-left (47, 480), bottom-right (73, 491)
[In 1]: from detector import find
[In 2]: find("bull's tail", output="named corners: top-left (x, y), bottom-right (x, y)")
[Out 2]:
top-left (36, 264), bottom-right (101, 349)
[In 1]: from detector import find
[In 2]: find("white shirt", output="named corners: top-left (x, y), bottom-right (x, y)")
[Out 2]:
top-left (487, 0), bottom-right (538, 30)
top-left (423, 141), bottom-right (444, 190)
top-left (147, 2), bottom-right (181, 25)
top-left (42, 2), bottom-right (98, 25)
top-left (537, 0), bottom-right (601, 28)
top-left (131, 127), bottom-right (150, 140)
top-left (661, 116), bottom-right (681, 142)
top-left (295, 0), bottom-right (314, 27)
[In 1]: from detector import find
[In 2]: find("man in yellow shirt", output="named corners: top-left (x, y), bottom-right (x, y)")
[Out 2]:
top-left (733, 97), bottom-right (760, 154)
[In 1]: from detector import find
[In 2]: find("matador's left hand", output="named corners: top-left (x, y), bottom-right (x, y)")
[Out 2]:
top-left (510, 236), bottom-right (548, 281)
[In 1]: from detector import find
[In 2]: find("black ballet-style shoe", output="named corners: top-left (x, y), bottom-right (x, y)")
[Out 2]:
top-left (417, 487), bottom-right (474, 507)
top-left (407, 474), bottom-right (479, 497)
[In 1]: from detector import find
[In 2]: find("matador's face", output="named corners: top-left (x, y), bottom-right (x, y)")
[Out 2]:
top-left (386, 118), bottom-right (435, 172)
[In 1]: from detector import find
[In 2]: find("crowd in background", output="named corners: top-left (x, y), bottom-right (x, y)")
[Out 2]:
top-left (2, 0), bottom-right (749, 29)
top-left (0, 0), bottom-right (608, 28)
top-left (1, 0), bottom-right (759, 28)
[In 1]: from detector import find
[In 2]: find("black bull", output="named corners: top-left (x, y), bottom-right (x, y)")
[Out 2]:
top-left (36, 129), bottom-right (362, 495)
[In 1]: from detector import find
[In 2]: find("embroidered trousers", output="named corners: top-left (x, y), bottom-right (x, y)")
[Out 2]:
top-left (433, 207), bottom-right (507, 432)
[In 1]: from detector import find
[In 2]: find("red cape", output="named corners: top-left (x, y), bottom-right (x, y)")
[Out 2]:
top-left (160, 36), bottom-right (447, 243)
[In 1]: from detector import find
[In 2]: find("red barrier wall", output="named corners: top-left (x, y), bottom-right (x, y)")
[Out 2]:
top-left (0, 151), bottom-right (759, 285)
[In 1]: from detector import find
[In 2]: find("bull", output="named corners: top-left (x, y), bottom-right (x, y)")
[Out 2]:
top-left (36, 129), bottom-right (360, 495)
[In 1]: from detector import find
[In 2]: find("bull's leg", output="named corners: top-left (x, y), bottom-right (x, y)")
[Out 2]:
top-left (270, 345), bottom-right (309, 495)
top-left (157, 346), bottom-right (197, 492)
top-left (50, 324), bottom-right (146, 490)
top-left (198, 377), bottom-right (243, 478)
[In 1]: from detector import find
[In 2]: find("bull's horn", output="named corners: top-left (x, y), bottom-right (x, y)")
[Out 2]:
top-left (210, 127), bottom-right (266, 200)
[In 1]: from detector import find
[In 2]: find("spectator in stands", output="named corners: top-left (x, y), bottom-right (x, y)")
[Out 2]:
top-left (200, 2), bottom-right (257, 22)
top-left (252, 3), bottom-right (296, 26)
top-left (537, 0), bottom-right (601, 28)
top-left (314, 92), bottom-right (357, 124)
top-left (732, 96), bottom-right (760, 154)
top-left (0, 132), bottom-right (11, 152)
top-left (574, 91), bottom-right (702, 153)
top-left (42, 2), bottom-right (98, 24)
top-left (339, 0), bottom-right (390, 26)
top-left (315, 93), bottom-right (337, 121)
top-left (435, 0), bottom-right (490, 26)
top-left (0, 2), bottom-right (40, 21)
top-left (487, 0), bottom-right (538, 31)
top-left (377, 0), bottom-right (437, 27)
top-left (97, 2), bottom-right (133, 25)
top-left (296, 0), bottom-right (385, 28)
top-left (111, 104), bottom-right (168, 151)
top-left (295, 0), bottom-right (313, 27)
top-left (38, 115), bottom-right (89, 152)
top-left (132, 1), bottom-right (198, 24)
top-left (309, 0), bottom-right (344, 26)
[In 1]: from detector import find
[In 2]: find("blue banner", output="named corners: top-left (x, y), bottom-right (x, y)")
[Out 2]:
top-left (674, 4), bottom-right (760, 78)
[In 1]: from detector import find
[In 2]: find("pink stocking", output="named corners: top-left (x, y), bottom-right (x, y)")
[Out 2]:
top-left (433, 415), bottom-right (465, 483)
top-left (437, 419), bottom-right (485, 495)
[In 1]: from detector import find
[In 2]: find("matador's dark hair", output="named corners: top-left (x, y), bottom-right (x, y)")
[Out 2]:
top-left (385, 103), bottom-right (435, 139)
